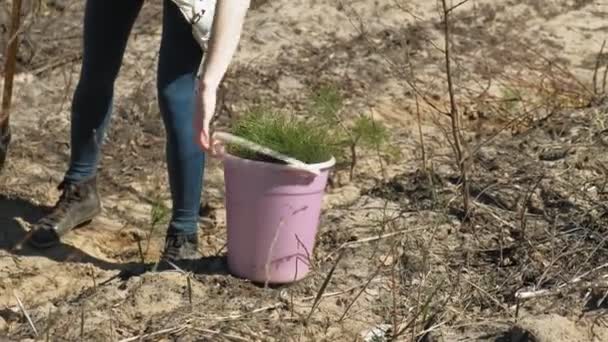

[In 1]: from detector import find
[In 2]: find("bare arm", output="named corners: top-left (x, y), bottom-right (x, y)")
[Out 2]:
top-left (199, 0), bottom-right (251, 91)
top-left (193, 0), bottom-right (251, 152)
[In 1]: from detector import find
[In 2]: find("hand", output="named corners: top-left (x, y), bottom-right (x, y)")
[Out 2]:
top-left (194, 83), bottom-right (224, 156)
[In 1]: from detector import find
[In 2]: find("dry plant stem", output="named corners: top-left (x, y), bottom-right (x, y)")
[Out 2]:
top-left (519, 176), bottom-right (544, 237)
top-left (119, 324), bottom-right (189, 342)
top-left (187, 275), bottom-right (193, 307)
top-left (407, 43), bottom-right (428, 172)
top-left (602, 56), bottom-right (608, 95)
top-left (264, 218), bottom-right (284, 289)
top-left (0, 0), bottom-right (23, 170)
top-left (338, 0), bottom-right (445, 115)
top-left (337, 257), bottom-right (385, 322)
top-left (522, 43), bottom-right (593, 97)
top-left (14, 292), bottom-right (38, 337)
top-left (213, 302), bottom-right (283, 321)
top-left (441, 0), bottom-right (470, 217)
top-left (324, 227), bottom-right (426, 261)
top-left (349, 140), bottom-right (358, 181)
top-left (393, 279), bottom-right (445, 340)
top-left (593, 40), bottom-right (606, 96)
top-left (45, 306), bottom-right (53, 342)
top-left (391, 243), bottom-right (399, 337)
top-left (446, 0), bottom-right (471, 14)
top-left (516, 262), bottom-right (608, 300)
top-left (301, 279), bottom-right (383, 302)
top-left (415, 321), bottom-right (448, 341)
top-left (193, 328), bottom-right (248, 342)
top-left (32, 52), bottom-right (82, 76)
top-left (464, 278), bottom-right (509, 312)
top-left (80, 304), bottom-right (85, 340)
top-left (1, 0), bottom-right (23, 124)
top-left (136, 239), bottom-right (145, 264)
top-left (305, 250), bottom-right (345, 322)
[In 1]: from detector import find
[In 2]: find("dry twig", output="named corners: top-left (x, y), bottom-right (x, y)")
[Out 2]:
top-left (193, 328), bottom-right (249, 341)
top-left (118, 324), bottom-right (189, 342)
top-left (516, 263), bottom-right (608, 299)
top-left (14, 292), bottom-right (38, 337)
top-left (0, 0), bottom-right (23, 171)
top-left (441, 0), bottom-right (470, 217)
top-left (324, 227), bottom-right (427, 261)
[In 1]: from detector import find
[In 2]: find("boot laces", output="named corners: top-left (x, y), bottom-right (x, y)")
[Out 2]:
top-left (48, 182), bottom-right (86, 219)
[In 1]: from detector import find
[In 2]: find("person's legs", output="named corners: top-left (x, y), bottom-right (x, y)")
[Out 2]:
top-left (156, 0), bottom-right (206, 262)
top-left (66, 0), bottom-right (144, 182)
top-left (28, 0), bottom-right (144, 248)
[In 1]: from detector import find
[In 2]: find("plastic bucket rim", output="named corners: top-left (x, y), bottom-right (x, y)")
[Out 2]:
top-left (223, 152), bottom-right (336, 173)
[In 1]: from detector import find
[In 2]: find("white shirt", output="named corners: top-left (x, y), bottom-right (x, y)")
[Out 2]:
top-left (171, 0), bottom-right (251, 90)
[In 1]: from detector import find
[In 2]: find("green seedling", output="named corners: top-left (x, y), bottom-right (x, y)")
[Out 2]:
top-left (309, 83), bottom-right (391, 180)
top-left (227, 106), bottom-right (339, 164)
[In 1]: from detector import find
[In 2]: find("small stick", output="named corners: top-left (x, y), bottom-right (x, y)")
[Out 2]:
top-left (80, 304), bottom-right (85, 340)
top-left (89, 265), bottom-right (97, 289)
top-left (324, 227), bottom-right (425, 261)
top-left (109, 309), bottom-right (115, 341)
top-left (516, 264), bottom-right (608, 299)
top-left (187, 275), bottom-right (193, 306)
top-left (0, 0), bottom-right (23, 171)
top-left (301, 279), bottom-right (383, 301)
top-left (306, 250), bottom-right (345, 322)
top-left (118, 324), bottom-right (189, 342)
top-left (136, 239), bottom-right (145, 264)
top-left (45, 306), bottom-right (51, 342)
top-left (1, 0), bottom-right (23, 123)
top-left (603, 55), bottom-right (608, 95)
top-left (464, 279), bottom-right (509, 311)
top-left (31, 52), bottom-right (82, 76)
top-left (338, 259), bottom-right (384, 322)
top-left (213, 302), bottom-right (283, 321)
top-left (593, 40), bottom-right (606, 95)
top-left (441, 0), bottom-right (471, 217)
top-left (14, 292), bottom-right (38, 337)
top-left (193, 328), bottom-right (249, 342)
top-left (121, 303), bottom-right (282, 341)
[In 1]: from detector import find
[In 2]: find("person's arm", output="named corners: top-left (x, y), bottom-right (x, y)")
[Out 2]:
top-left (194, 0), bottom-right (251, 152)
top-left (199, 0), bottom-right (251, 91)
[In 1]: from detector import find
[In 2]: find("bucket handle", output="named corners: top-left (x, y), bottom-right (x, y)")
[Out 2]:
top-left (213, 131), bottom-right (321, 176)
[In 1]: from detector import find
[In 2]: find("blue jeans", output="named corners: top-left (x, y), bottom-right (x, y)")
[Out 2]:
top-left (65, 0), bottom-right (205, 235)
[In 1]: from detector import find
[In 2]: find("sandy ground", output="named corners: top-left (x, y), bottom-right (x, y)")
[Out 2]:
top-left (1, 0), bottom-right (608, 341)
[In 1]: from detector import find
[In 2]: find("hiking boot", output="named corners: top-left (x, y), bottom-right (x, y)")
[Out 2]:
top-left (28, 177), bottom-right (101, 248)
top-left (153, 233), bottom-right (201, 272)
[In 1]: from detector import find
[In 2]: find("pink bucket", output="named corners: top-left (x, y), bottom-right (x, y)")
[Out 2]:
top-left (223, 153), bottom-right (335, 284)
